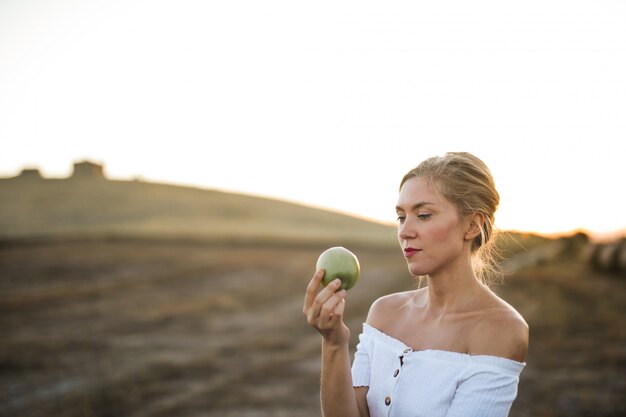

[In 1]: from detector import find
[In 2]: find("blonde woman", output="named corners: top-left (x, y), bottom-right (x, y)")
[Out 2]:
top-left (303, 152), bottom-right (528, 417)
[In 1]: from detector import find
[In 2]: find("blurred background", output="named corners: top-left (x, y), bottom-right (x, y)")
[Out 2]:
top-left (1, 1), bottom-right (625, 416)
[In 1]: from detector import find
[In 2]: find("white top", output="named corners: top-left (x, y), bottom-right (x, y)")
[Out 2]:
top-left (351, 323), bottom-right (525, 417)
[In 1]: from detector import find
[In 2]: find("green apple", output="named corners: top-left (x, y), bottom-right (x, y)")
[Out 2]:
top-left (316, 246), bottom-right (360, 291)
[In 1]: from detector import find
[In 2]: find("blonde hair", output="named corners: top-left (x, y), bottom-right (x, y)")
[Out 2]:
top-left (400, 152), bottom-right (502, 284)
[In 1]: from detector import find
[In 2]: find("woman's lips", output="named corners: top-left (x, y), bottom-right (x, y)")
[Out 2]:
top-left (403, 247), bottom-right (421, 257)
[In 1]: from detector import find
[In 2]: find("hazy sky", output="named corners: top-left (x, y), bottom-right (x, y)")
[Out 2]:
top-left (1, 0), bottom-right (625, 239)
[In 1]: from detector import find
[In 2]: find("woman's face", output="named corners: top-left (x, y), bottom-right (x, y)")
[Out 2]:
top-left (396, 176), bottom-right (470, 277)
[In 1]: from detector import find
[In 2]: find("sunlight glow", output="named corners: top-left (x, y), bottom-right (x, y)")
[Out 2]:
top-left (1, 0), bottom-right (625, 240)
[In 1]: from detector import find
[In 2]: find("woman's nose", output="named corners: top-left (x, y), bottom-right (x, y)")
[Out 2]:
top-left (398, 218), bottom-right (417, 240)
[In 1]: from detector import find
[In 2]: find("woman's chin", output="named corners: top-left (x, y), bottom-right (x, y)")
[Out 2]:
top-left (407, 263), bottom-right (430, 277)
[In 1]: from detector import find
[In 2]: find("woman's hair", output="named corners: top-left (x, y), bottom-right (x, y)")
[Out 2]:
top-left (400, 152), bottom-right (502, 284)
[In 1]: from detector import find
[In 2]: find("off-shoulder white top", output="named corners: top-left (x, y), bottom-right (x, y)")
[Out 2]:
top-left (351, 323), bottom-right (525, 417)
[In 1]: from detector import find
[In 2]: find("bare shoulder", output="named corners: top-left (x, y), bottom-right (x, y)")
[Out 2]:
top-left (365, 289), bottom-right (422, 331)
top-left (470, 295), bottom-right (529, 362)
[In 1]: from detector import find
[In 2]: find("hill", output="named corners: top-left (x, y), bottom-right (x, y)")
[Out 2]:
top-left (0, 176), bottom-right (397, 247)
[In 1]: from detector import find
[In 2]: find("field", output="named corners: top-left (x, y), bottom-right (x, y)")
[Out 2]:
top-left (1, 237), bottom-right (624, 417)
top-left (1, 177), bottom-right (624, 416)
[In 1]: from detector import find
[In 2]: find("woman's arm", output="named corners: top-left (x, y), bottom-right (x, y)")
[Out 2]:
top-left (303, 269), bottom-right (367, 417)
top-left (445, 309), bottom-right (529, 417)
top-left (321, 340), bottom-right (369, 417)
top-left (444, 363), bottom-right (524, 417)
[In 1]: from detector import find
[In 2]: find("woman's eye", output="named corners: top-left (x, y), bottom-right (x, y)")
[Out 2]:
top-left (396, 215), bottom-right (406, 223)
top-left (417, 213), bottom-right (431, 220)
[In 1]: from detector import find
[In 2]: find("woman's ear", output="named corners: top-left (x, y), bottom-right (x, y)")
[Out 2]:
top-left (465, 213), bottom-right (485, 241)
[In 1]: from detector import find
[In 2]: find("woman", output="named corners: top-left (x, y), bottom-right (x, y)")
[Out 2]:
top-left (303, 152), bottom-right (529, 417)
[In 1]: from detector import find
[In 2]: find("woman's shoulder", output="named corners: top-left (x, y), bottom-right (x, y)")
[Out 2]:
top-left (365, 289), bottom-right (423, 330)
top-left (469, 293), bottom-right (529, 362)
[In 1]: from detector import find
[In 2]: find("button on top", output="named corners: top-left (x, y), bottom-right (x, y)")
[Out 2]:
top-left (403, 348), bottom-right (412, 354)
top-left (385, 396), bottom-right (391, 406)
top-left (393, 369), bottom-right (399, 377)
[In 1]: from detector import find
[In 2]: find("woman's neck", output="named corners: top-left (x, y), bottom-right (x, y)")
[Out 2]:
top-left (424, 257), bottom-right (485, 316)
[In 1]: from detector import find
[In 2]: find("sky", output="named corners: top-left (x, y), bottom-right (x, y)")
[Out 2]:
top-left (1, 0), bottom-right (625, 240)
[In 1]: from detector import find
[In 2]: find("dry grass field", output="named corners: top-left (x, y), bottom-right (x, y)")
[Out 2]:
top-left (1, 177), bottom-right (624, 416)
top-left (1, 238), bottom-right (624, 417)
top-left (0, 239), bottom-right (409, 417)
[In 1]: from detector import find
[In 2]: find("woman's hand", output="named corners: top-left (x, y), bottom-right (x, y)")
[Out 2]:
top-left (303, 269), bottom-right (350, 346)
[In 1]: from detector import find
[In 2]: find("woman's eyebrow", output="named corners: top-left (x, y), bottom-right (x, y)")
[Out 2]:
top-left (396, 201), bottom-right (435, 212)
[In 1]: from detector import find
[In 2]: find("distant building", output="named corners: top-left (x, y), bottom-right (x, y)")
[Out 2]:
top-left (71, 161), bottom-right (105, 179)
top-left (3, 161), bottom-right (108, 181)
top-left (17, 168), bottom-right (43, 179)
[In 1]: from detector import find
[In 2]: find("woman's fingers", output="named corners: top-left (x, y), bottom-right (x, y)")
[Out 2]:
top-left (308, 281), bottom-right (344, 325)
top-left (303, 269), bottom-right (324, 314)
top-left (310, 278), bottom-right (341, 313)
top-left (323, 290), bottom-right (346, 321)
top-left (303, 268), bottom-right (349, 336)
top-left (332, 291), bottom-right (346, 319)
